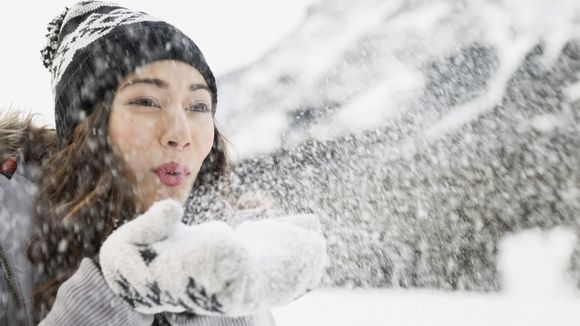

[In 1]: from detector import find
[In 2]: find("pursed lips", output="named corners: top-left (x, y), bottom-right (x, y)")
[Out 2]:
top-left (153, 161), bottom-right (191, 186)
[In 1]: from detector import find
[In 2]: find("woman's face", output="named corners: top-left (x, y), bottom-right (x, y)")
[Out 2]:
top-left (109, 60), bottom-right (215, 210)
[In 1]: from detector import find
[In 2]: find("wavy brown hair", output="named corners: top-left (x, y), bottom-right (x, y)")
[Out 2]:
top-left (27, 92), bottom-right (229, 322)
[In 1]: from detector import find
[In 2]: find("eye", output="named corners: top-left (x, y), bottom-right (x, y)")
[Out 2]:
top-left (187, 102), bottom-right (211, 113)
top-left (128, 97), bottom-right (160, 108)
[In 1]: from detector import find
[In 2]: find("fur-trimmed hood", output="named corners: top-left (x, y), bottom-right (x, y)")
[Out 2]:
top-left (0, 110), bottom-right (56, 168)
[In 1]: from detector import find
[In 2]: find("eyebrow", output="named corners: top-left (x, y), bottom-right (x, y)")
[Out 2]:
top-left (120, 78), bottom-right (211, 93)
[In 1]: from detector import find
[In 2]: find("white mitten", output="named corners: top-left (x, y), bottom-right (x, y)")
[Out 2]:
top-left (99, 199), bottom-right (327, 316)
top-left (236, 214), bottom-right (327, 308)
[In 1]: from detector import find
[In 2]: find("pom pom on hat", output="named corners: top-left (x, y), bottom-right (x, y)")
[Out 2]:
top-left (40, 7), bottom-right (70, 69)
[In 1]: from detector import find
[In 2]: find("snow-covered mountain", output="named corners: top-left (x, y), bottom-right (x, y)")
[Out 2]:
top-left (195, 0), bottom-right (580, 290)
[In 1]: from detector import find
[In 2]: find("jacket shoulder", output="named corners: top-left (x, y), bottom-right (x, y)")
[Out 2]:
top-left (0, 163), bottom-right (37, 326)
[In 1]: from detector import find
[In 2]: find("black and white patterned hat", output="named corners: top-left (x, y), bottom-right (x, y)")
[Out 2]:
top-left (41, 1), bottom-right (217, 148)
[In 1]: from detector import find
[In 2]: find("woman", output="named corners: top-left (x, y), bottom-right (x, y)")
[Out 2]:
top-left (0, 1), bottom-right (327, 325)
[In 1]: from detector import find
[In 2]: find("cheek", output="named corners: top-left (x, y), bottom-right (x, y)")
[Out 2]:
top-left (109, 112), bottom-right (157, 163)
top-left (201, 124), bottom-right (215, 156)
top-left (191, 122), bottom-right (215, 164)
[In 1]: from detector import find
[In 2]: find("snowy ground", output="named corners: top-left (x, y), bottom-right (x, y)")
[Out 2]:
top-left (272, 227), bottom-right (580, 326)
top-left (272, 289), bottom-right (580, 326)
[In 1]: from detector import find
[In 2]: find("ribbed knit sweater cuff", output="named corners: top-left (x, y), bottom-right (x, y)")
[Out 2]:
top-left (39, 258), bottom-right (154, 326)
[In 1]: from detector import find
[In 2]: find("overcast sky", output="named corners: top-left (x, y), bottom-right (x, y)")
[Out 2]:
top-left (0, 0), bottom-right (317, 125)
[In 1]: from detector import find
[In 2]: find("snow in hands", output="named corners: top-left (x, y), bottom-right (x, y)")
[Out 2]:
top-left (99, 199), bottom-right (328, 316)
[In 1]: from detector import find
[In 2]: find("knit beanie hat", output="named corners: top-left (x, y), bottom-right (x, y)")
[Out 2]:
top-left (41, 1), bottom-right (217, 149)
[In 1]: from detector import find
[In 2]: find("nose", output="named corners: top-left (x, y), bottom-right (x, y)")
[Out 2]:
top-left (160, 110), bottom-right (191, 150)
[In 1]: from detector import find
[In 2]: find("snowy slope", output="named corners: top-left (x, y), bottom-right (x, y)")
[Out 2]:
top-left (217, 0), bottom-right (580, 157)
top-left (272, 228), bottom-right (580, 325)
top-left (188, 0), bottom-right (580, 291)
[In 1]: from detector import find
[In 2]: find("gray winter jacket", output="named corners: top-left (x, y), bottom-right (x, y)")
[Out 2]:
top-left (0, 155), bottom-right (36, 326)
top-left (0, 155), bottom-right (275, 325)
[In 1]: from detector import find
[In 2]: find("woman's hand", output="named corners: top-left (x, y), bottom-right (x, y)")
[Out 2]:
top-left (99, 199), bottom-right (327, 316)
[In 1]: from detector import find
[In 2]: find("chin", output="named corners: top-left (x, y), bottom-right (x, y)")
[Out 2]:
top-left (144, 179), bottom-right (193, 207)
top-left (164, 191), bottom-right (189, 206)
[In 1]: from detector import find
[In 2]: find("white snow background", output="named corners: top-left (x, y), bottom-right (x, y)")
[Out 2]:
top-left (2, 0), bottom-right (580, 325)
